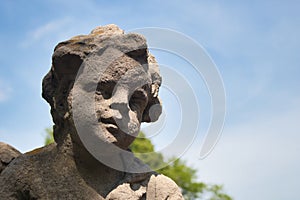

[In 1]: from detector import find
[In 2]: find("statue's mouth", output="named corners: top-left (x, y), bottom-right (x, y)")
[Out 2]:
top-left (101, 119), bottom-right (120, 134)
top-left (100, 118), bottom-right (126, 136)
top-left (104, 123), bottom-right (118, 130)
top-left (105, 124), bottom-right (121, 136)
top-left (100, 117), bottom-right (130, 135)
top-left (98, 116), bottom-right (137, 149)
top-left (100, 117), bottom-right (120, 131)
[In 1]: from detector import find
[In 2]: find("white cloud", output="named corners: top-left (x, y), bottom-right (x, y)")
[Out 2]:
top-left (32, 19), bottom-right (70, 41)
top-left (0, 91), bottom-right (7, 102)
top-left (20, 17), bottom-right (74, 48)
top-left (0, 80), bottom-right (12, 102)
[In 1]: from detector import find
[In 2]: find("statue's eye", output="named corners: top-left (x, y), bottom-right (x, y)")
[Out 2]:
top-left (96, 81), bottom-right (116, 99)
top-left (129, 89), bottom-right (148, 111)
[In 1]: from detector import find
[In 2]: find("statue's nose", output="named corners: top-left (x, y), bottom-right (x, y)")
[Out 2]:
top-left (110, 102), bottom-right (130, 119)
top-left (110, 87), bottom-right (130, 117)
top-left (109, 87), bottom-right (140, 136)
top-left (108, 88), bottom-right (131, 130)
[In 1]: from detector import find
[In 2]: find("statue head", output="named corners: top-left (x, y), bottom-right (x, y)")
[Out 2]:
top-left (42, 25), bottom-right (162, 149)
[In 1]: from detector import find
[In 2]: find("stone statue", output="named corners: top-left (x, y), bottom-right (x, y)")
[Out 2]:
top-left (0, 25), bottom-right (184, 199)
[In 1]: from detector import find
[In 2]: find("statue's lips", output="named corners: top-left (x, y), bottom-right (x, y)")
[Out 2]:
top-left (102, 121), bottom-right (129, 136)
top-left (100, 117), bottom-right (130, 135)
top-left (102, 122), bottom-right (135, 149)
top-left (100, 117), bottom-right (119, 130)
top-left (104, 123), bottom-right (118, 130)
top-left (99, 117), bottom-right (138, 137)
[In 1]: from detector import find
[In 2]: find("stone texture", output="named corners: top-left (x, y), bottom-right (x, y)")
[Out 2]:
top-left (0, 24), bottom-right (183, 200)
top-left (0, 142), bottom-right (21, 174)
top-left (146, 175), bottom-right (184, 200)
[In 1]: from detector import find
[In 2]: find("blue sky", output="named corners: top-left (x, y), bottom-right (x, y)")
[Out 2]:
top-left (1, 1), bottom-right (300, 199)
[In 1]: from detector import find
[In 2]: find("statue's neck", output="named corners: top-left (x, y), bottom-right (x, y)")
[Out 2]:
top-left (56, 131), bottom-right (125, 197)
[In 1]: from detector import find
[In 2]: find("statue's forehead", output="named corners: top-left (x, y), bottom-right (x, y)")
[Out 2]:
top-left (99, 54), bottom-right (150, 84)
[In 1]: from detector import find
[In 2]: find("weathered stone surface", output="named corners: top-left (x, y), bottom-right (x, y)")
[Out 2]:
top-left (0, 24), bottom-right (183, 199)
top-left (147, 174), bottom-right (184, 200)
top-left (0, 142), bottom-right (21, 174)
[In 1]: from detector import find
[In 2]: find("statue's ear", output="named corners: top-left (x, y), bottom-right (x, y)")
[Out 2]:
top-left (142, 97), bottom-right (162, 122)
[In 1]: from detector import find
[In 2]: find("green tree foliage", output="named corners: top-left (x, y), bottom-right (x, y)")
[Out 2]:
top-left (130, 132), bottom-right (232, 200)
top-left (44, 127), bottom-right (54, 145)
top-left (158, 159), bottom-right (206, 199)
top-left (44, 129), bottom-right (232, 200)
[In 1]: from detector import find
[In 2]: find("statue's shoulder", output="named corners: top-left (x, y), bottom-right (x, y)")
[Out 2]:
top-left (0, 143), bottom-right (63, 199)
top-left (0, 142), bottom-right (21, 174)
top-left (0, 143), bottom-right (56, 182)
top-left (146, 174), bottom-right (184, 200)
top-left (0, 142), bottom-right (29, 199)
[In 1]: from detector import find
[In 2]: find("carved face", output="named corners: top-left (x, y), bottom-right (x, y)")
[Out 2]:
top-left (42, 31), bottom-right (162, 149)
top-left (95, 55), bottom-right (153, 149)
